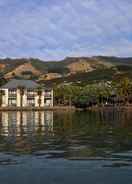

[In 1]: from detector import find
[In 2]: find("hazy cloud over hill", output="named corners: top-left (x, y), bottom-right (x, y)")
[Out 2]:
top-left (0, 0), bottom-right (132, 60)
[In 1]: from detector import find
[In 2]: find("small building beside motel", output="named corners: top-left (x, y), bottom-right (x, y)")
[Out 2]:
top-left (0, 79), bottom-right (53, 108)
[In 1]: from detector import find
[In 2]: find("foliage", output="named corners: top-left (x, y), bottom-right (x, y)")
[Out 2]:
top-left (0, 73), bottom-right (7, 87)
top-left (54, 85), bottom-right (82, 105)
top-left (54, 76), bottom-right (132, 108)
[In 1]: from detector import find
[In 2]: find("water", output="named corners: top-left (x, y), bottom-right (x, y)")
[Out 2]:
top-left (0, 110), bottom-right (132, 183)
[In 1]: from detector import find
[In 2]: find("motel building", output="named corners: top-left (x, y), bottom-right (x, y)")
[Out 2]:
top-left (0, 79), bottom-right (53, 108)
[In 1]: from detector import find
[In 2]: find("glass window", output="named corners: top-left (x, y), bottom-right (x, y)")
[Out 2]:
top-left (9, 89), bottom-right (16, 95)
top-left (27, 99), bottom-right (35, 106)
top-left (8, 99), bottom-right (16, 106)
top-left (27, 89), bottom-right (35, 96)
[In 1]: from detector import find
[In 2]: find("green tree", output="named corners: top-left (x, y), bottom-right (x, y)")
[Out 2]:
top-left (36, 86), bottom-right (43, 107)
top-left (54, 85), bottom-right (82, 106)
top-left (18, 86), bottom-right (25, 107)
top-left (112, 74), bottom-right (131, 104)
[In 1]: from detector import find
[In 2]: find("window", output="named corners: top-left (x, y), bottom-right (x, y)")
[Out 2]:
top-left (27, 98), bottom-right (35, 107)
top-left (45, 90), bottom-right (52, 98)
top-left (8, 99), bottom-right (16, 106)
top-left (27, 89), bottom-right (35, 97)
top-left (8, 89), bottom-right (17, 106)
top-left (9, 89), bottom-right (16, 95)
top-left (44, 99), bottom-right (51, 106)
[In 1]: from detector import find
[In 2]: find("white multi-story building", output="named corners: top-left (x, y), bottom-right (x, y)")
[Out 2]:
top-left (0, 79), bottom-right (53, 108)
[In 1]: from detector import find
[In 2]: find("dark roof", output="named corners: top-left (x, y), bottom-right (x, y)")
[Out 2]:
top-left (1, 79), bottom-right (40, 89)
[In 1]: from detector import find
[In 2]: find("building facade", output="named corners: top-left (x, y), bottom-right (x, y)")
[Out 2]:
top-left (0, 79), bottom-right (53, 108)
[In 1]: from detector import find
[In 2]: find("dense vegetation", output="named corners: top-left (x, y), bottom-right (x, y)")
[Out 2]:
top-left (54, 75), bottom-right (132, 108)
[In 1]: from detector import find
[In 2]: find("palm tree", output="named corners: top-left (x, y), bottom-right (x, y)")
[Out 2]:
top-left (112, 74), bottom-right (131, 105)
top-left (36, 86), bottom-right (43, 107)
top-left (18, 86), bottom-right (25, 108)
top-left (116, 77), bottom-right (130, 104)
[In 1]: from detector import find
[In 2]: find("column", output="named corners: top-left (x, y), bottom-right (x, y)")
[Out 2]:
top-left (41, 91), bottom-right (44, 107)
top-left (17, 89), bottom-right (21, 107)
top-left (23, 89), bottom-right (27, 107)
top-left (2, 89), bottom-right (8, 107)
top-left (35, 95), bottom-right (39, 107)
top-left (51, 89), bottom-right (54, 107)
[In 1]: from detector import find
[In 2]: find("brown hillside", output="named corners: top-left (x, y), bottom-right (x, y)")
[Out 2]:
top-left (0, 64), bottom-right (6, 70)
top-left (39, 73), bottom-right (62, 81)
top-left (67, 60), bottom-right (94, 74)
top-left (5, 62), bottom-right (42, 79)
top-left (66, 57), bottom-right (113, 74)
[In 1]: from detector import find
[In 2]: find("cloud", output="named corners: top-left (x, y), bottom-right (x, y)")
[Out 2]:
top-left (0, 0), bottom-right (132, 60)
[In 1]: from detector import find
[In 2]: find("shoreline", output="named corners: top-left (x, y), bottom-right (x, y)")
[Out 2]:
top-left (0, 105), bottom-right (132, 111)
top-left (87, 105), bottom-right (132, 112)
top-left (0, 106), bottom-right (76, 111)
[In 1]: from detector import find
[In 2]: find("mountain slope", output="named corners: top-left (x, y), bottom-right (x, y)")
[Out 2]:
top-left (0, 56), bottom-right (132, 84)
top-left (5, 62), bottom-right (42, 79)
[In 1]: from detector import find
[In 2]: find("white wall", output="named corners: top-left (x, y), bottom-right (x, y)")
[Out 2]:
top-left (41, 91), bottom-right (45, 107)
top-left (17, 89), bottom-right (21, 107)
top-left (23, 89), bottom-right (27, 107)
top-left (0, 88), bottom-right (54, 107)
top-left (35, 95), bottom-right (39, 107)
top-left (1, 89), bottom-right (8, 107)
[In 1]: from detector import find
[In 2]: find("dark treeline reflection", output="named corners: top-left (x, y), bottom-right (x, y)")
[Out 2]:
top-left (0, 110), bottom-right (132, 159)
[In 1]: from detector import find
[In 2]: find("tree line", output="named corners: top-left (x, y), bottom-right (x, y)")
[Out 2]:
top-left (54, 75), bottom-right (132, 108)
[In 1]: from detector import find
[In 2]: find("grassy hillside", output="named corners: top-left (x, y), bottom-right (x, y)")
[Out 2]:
top-left (95, 56), bottom-right (132, 65)
top-left (44, 68), bottom-right (117, 86)
top-left (0, 56), bottom-right (132, 85)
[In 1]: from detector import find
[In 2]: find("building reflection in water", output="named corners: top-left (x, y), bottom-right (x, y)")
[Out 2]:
top-left (0, 110), bottom-right (132, 157)
top-left (0, 111), bottom-right (54, 137)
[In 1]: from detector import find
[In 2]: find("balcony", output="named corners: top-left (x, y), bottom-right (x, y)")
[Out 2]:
top-left (8, 90), bottom-right (17, 98)
top-left (8, 94), bottom-right (17, 98)
top-left (27, 91), bottom-right (35, 98)
top-left (44, 93), bottom-right (52, 98)
top-left (27, 94), bottom-right (35, 98)
top-left (8, 99), bottom-right (17, 107)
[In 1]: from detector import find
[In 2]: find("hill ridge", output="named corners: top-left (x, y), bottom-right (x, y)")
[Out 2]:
top-left (0, 56), bottom-right (131, 84)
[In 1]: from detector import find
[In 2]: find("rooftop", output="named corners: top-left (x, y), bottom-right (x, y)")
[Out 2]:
top-left (1, 79), bottom-right (40, 89)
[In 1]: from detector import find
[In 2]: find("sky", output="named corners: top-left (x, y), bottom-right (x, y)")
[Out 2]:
top-left (0, 0), bottom-right (132, 60)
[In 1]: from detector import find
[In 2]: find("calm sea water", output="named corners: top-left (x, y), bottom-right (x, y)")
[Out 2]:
top-left (0, 110), bottom-right (132, 184)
